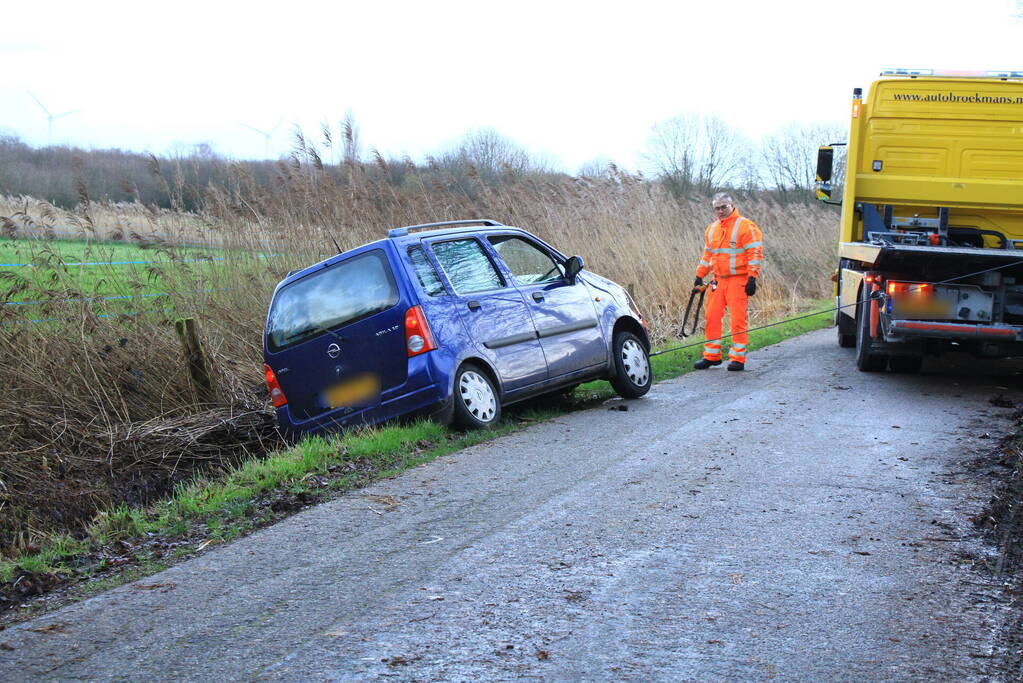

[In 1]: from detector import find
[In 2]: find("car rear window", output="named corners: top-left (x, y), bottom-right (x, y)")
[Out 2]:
top-left (408, 246), bottom-right (446, 296)
top-left (267, 249), bottom-right (399, 351)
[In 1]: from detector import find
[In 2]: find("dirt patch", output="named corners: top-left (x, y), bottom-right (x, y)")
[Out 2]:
top-left (973, 410), bottom-right (1023, 677)
top-left (1, 406), bottom-right (280, 557)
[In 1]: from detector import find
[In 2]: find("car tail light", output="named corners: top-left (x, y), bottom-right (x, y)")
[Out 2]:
top-left (404, 305), bottom-right (437, 357)
top-left (264, 364), bottom-right (288, 408)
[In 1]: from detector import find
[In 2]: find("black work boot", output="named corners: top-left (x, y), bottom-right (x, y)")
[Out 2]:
top-left (693, 358), bottom-right (722, 370)
top-left (727, 361), bottom-right (745, 372)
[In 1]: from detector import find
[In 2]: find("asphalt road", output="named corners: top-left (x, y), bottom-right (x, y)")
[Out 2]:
top-left (1, 328), bottom-right (1020, 681)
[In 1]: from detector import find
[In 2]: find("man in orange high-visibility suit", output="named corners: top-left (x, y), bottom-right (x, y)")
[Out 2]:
top-left (692, 192), bottom-right (764, 372)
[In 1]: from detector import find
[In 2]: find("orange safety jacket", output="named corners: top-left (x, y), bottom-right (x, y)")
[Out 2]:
top-left (694, 208), bottom-right (764, 280)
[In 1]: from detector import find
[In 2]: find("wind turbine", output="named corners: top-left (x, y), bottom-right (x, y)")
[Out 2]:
top-left (26, 91), bottom-right (81, 146)
top-left (241, 119), bottom-right (282, 158)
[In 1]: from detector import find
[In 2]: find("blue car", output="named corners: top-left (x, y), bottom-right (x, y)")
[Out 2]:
top-left (263, 219), bottom-right (651, 436)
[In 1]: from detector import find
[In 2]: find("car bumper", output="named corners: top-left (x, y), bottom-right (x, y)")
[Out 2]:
top-left (275, 381), bottom-right (451, 440)
top-left (273, 350), bottom-right (457, 439)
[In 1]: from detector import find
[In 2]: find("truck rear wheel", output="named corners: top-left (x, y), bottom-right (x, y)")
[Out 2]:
top-left (855, 287), bottom-right (887, 372)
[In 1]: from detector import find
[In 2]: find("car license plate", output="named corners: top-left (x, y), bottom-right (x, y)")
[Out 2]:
top-left (324, 373), bottom-right (380, 408)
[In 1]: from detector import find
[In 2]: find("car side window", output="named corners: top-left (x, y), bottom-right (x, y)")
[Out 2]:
top-left (407, 246), bottom-right (446, 296)
top-left (431, 238), bottom-right (504, 294)
top-left (488, 236), bottom-right (563, 285)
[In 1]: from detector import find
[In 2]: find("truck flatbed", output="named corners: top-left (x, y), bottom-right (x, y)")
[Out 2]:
top-left (839, 242), bottom-right (1023, 272)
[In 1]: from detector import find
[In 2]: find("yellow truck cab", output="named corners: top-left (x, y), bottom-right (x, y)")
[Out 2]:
top-left (816, 68), bottom-right (1023, 372)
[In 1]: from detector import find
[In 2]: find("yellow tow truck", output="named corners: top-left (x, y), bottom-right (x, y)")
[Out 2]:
top-left (816, 68), bottom-right (1023, 372)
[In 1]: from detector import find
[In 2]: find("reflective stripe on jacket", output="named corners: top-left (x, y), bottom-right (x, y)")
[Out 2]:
top-left (694, 208), bottom-right (764, 279)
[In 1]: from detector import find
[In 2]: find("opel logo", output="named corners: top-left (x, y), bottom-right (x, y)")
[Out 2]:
top-left (326, 343), bottom-right (341, 359)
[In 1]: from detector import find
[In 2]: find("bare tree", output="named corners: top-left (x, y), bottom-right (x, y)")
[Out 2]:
top-left (439, 128), bottom-right (550, 182)
top-left (697, 115), bottom-right (753, 195)
top-left (460, 128), bottom-right (532, 174)
top-left (642, 114), bottom-right (699, 198)
top-left (576, 156), bottom-right (615, 178)
top-left (760, 122), bottom-right (847, 202)
top-left (642, 113), bottom-right (755, 198)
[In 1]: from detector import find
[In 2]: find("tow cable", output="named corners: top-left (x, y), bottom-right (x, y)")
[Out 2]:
top-left (651, 301), bottom-right (856, 358)
top-left (648, 258), bottom-right (1023, 359)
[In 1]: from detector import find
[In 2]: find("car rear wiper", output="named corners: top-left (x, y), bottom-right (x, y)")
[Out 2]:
top-left (283, 325), bottom-right (321, 342)
top-left (283, 324), bottom-right (347, 345)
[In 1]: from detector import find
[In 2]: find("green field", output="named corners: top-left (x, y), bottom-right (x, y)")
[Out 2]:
top-left (0, 238), bottom-right (240, 321)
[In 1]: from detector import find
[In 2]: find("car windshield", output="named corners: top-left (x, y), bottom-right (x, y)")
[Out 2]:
top-left (267, 249), bottom-right (399, 351)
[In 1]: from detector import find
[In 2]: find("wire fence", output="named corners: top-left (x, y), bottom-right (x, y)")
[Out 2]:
top-left (1, 226), bottom-right (220, 250)
top-left (2, 308), bottom-right (177, 326)
top-left (3, 289), bottom-right (224, 307)
top-left (0, 256), bottom-right (227, 268)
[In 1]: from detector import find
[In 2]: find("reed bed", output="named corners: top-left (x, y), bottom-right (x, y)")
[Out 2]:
top-left (0, 158), bottom-right (839, 556)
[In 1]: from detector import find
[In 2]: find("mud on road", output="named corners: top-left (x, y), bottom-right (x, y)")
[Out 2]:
top-left (2, 328), bottom-right (1023, 681)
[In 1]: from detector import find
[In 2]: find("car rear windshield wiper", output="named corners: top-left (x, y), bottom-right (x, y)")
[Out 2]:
top-left (281, 323), bottom-right (349, 346)
top-left (282, 325), bottom-right (321, 342)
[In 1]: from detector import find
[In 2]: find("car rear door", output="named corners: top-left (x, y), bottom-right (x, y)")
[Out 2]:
top-left (426, 236), bottom-right (547, 391)
top-left (486, 234), bottom-right (607, 378)
top-left (264, 247), bottom-right (410, 421)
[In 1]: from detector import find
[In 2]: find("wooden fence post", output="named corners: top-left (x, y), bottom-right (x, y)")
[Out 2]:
top-left (174, 317), bottom-right (215, 401)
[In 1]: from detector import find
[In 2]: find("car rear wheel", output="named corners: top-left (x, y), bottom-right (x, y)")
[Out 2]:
top-left (453, 363), bottom-right (500, 430)
top-left (610, 331), bottom-right (652, 399)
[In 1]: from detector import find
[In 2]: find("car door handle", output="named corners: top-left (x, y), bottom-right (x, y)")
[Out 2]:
top-left (531, 292), bottom-right (545, 302)
top-left (467, 300), bottom-right (481, 311)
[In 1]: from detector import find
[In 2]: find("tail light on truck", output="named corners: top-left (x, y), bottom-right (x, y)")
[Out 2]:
top-left (887, 282), bottom-right (932, 296)
top-left (886, 281), bottom-right (954, 319)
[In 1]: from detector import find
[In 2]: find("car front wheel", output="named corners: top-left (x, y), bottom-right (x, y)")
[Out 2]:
top-left (453, 363), bottom-right (501, 430)
top-left (610, 331), bottom-right (652, 399)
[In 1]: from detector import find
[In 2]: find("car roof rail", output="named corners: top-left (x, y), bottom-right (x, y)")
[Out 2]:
top-left (388, 219), bottom-right (505, 238)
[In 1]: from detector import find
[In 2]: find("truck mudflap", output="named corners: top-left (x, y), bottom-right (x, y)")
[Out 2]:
top-left (888, 319), bottom-right (1021, 341)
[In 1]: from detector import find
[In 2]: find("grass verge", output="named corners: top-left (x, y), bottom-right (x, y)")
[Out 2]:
top-left (0, 301), bottom-right (833, 622)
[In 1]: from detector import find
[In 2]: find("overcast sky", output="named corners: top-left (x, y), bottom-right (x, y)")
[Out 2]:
top-left (1, 0), bottom-right (1021, 172)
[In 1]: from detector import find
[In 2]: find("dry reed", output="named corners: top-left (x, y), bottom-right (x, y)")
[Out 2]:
top-left (0, 158), bottom-right (839, 555)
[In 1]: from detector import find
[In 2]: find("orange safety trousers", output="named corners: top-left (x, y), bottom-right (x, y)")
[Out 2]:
top-left (702, 275), bottom-right (749, 363)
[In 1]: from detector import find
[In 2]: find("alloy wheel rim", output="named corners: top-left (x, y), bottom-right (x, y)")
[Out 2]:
top-left (459, 371), bottom-right (497, 422)
top-left (621, 339), bottom-right (650, 386)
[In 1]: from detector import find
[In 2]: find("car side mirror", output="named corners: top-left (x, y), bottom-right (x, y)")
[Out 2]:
top-left (564, 255), bottom-right (584, 283)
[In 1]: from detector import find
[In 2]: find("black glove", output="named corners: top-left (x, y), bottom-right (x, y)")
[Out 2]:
top-left (693, 276), bottom-right (703, 292)
top-left (745, 276), bottom-right (757, 296)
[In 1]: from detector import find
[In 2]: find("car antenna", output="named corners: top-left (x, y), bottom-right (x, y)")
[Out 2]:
top-left (330, 234), bottom-right (342, 254)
